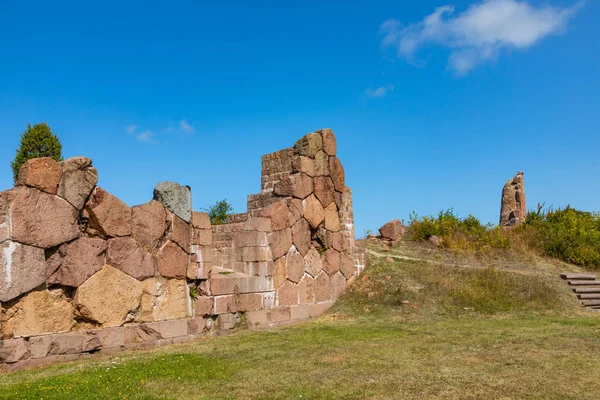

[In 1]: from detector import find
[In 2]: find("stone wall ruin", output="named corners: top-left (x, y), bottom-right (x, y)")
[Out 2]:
top-left (500, 171), bottom-right (526, 227)
top-left (0, 128), bottom-right (365, 370)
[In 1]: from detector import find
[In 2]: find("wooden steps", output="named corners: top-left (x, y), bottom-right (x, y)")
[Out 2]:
top-left (561, 272), bottom-right (600, 310)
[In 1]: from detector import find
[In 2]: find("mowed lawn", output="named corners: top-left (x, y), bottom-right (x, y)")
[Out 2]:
top-left (2, 255), bottom-right (600, 399)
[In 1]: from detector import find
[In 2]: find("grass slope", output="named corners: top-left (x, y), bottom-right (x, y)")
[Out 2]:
top-left (2, 243), bottom-right (600, 399)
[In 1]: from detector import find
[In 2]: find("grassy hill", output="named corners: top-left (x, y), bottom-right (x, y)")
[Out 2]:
top-left (2, 241), bottom-right (600, 399)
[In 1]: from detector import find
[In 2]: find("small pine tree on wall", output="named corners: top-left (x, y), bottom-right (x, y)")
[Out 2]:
top-left (11, 123), bottom-right (64, 182)
top-left (206, 199), bottom-right (234, 225)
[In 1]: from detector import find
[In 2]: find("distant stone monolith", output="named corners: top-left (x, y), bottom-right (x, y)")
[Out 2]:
top-left (500, 171), bottom-right (526, 227)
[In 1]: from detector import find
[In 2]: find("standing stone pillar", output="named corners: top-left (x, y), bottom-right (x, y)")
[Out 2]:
top-left (499, 171), bottom-right (526, 227)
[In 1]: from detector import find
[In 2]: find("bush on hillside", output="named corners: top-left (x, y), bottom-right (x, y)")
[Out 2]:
top-left (11, 123), bottom-right (63, 182)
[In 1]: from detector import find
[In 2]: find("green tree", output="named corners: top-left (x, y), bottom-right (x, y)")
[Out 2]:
top-left (11, 123), bottom-right (63, 182)
top-left (205, 199), bottom-right (234, 225)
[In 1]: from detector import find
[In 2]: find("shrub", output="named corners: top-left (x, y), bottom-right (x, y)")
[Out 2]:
top-left (205, 199), bottom-right (233, 225)
top-left (11, 123), bottom-right (63, 182)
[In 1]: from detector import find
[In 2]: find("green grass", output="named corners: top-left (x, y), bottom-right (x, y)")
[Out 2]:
top-left (2, 248), bottom-right (600, 399)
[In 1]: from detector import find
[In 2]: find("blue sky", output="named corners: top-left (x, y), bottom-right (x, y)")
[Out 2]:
top-left (1, 0), bottom-right (598, 235)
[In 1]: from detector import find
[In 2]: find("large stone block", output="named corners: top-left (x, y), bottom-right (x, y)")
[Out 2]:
top-left (294, 132), bottom-right (323, 158)
top-left (243, 217), bottom-right (272, 232)
top-left (302, 194), bottom-right (324, 229)
top-left (157, 240), bottom-right (188, 279)
top-left (331, 272), bottom-right (347, 300)
top-left (168, 212), bottom-right (191, 252)
top-left (329, 157), bottom-right (345, 192)
top-left (259, 201), bottom-right (289, 231)
top-left (16, 157), bottom-right (62, 195)
top-left (322, 249), bottom-right (340, 276)
top-left (269, 228), bottom-right (292, 260)
top-left (324, 203), bottom-right (341, 232)
top-left (1, 289), bottom-right (73, 339)
top-left (0, 191), bottom-right (9, 243)
top-left (291, 156), bottom-right (316, 177)
top-left (74, 265), bottom-right (143, 327)
top-left (58, 157), bottom-right (98, 210)
top-left (237, 293), bottom-right (263, 312)
top-left (314, 271), bottom-right (331, 303)
top-left (277, 280), bottom-right (298, 306)
top-left (191, 211), bottom-right (211, 229)
top-left (304, 247), bottom-right (323, 277)
top-left (85, 187), bottom-right (132, 238)
top-left (0, 338), bottom-right (29, 363)
top-left (314, 176), bottom-right (335, 208)
top-left (194, 296), bottom-right (214, 316)
top-left (314, 151), bottom-right (329, 176)
top-left (286, 246), bottom-right (304, 284)
top-left (191, 228), bottom-right (212, 246)
top-left (153, 181), bottom-right (192, 223)
top-left (9, 186), bottom-right (79, 248)
top-left (132, 200), bottom-right (167, 253)
top-left (234, 231), bottom-right (269, 248)
top-left (339, 252), bottom-right (355, 279)
top-left (273, 173), bottom-right (313, 200)
top-left (0, 241), bottom-right (46, 302)
top-left (273, 256), bottom-right (286, 289)
top-left (291, 218), bottom-right (311, 256)
top-left (298, 274), bottom-right (314, 304)
top-left (318, 128), bottom-right (336, 156)
top-left (107, 237), bottom-right (155, 280)
top-left (141, 277), bottom-right (190, 322)
top-left (378, 219), bottom-right (405, 242)
top-left (214, 295), bottom-right (237, 314)
top-left (47, 237), bottom-right (108, 287)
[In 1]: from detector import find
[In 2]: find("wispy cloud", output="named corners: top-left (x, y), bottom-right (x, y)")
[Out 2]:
top-left (136, 130), bottom-right (155, 143)
top-left (125, 124), bottom-right (138, 134)
top-left (179, 119), bottom-right (195, 134)
top-left (380, 0), bottom-right (583, 75)
top-left (364, 84), bottom-right (394, 98)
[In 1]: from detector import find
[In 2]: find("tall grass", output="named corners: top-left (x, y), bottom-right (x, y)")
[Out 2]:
top-left (407, 206), bottom-right (600, 269)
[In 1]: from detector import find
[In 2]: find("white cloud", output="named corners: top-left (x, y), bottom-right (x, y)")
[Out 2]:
top-left (364, 84), bottom-right (394, 98)
top-left (380, 0), bottom-right (583, 75)
top-left (179, 120), bottom-right (195, 134)
top-left (136, 130), bottom-right (155, 143)
top-left (126, 124), bottom-right (138, 134)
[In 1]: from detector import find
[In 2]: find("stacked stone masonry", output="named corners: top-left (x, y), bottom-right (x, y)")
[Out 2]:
top-left (0, 129), bottom-right (365, 370)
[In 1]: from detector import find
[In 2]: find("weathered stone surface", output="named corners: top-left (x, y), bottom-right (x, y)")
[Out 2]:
top-left (0, 338), bottom-right (29, 363)
top-left (107, 237), bottom-right (155, 280)
top-left (47, 237), bottom-right (108, 287)
top-left (291, 156), bottom-right (316, 177)
top-left (304, 248), bottom-right (323, 277)
top-left (234, 231), bottom-right (268, 248)
top-left (16, 157), bottom-right (62, 195)
top-left (58, 156), bottom-right (98, 210)
top-left (302, 194), bottom-right (324, 229)
top-left (339, 252), bottom-right (355, 279)
top-left (294, 132), bottom-right (323, 158)
top-left (9, 187), bottom-right (79, 248)
top-left (214, 295), bottom-right (237, 314)
top-left (314, 176), bottom-right (335, 208)
top-left (318, 128), bottom-right (336, 156)
top-left (191, 211), bottom-right (211, 229)
top-left (291, 218), bottom-right (311, 256)
top-left (85, 187), bottom-right (132, 238)
top-left (331, 232), bottom-right (343, 252)
top-left (273, 256), bottom-right (286, 289)
top-left (330, 271), bottom-right (347, 299)
top-left (194, 296), bottom-right (214, 316)
top-left (428, 235), bottom-right (443, 247)
top-left (237, 293), bottom-right (263, 312)
top-left (286, 246), bottom-right (304, 283)
top-left (314, 271), bottom-right (331, 303)
top-left (74, 265), bottom-right (143, 327)
top-left (329, 157), bottom-right (345, 192)
top-left (217, 313), bottom-right (236, 330)
top-left (1, 289), bottom-right (73, 339)
top-left (157, 241), bottom-right (188, 279)
top-left (314, 151), bottom-right (329, 176)
top-left (132, 200), bottom-right (167, 252)
top-left (378, 219), bottom-right (405, 242)
top-left (191, 228), bottom-right (212, 246)
top-left (168, 212), bottom-right (191, 252)
top-left (141, 277), bottom-right (190, 322)
top-left (29, 335), bottom-right (54, 359)
top-left (243, 217), bottom-right (272, 232)
top-left (260, 201), bottom-right (289, 231)
top-left (0, 241), bottom-right (46, 302)
top-left (324, 203), bottom-right (341, 232)
top-left (298, 274), bottom-right (314, 304)
top-left (269, 228), bottom-right (292, 260)
top-left (273, 173), bottom-right (313, 199)
top-left (0, 191), bottom-right (9, 243)
top-left (153, 181), bottom-right (192, 223)
top-left (322, 249), bottom-right (340, 276)
top-left (277, 280), bottom-right (298, 306)
top-left (500, 172), bottom-right (526, 227)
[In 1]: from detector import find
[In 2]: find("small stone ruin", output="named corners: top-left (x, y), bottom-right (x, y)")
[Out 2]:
top-left (499, 171), bottom-right (526, 227)
top-left (0, 128), bottom-right (365, 370)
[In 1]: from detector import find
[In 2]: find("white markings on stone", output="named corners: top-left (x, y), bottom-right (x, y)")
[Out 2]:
top-left (3, 241), bottom-right (16, 287)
